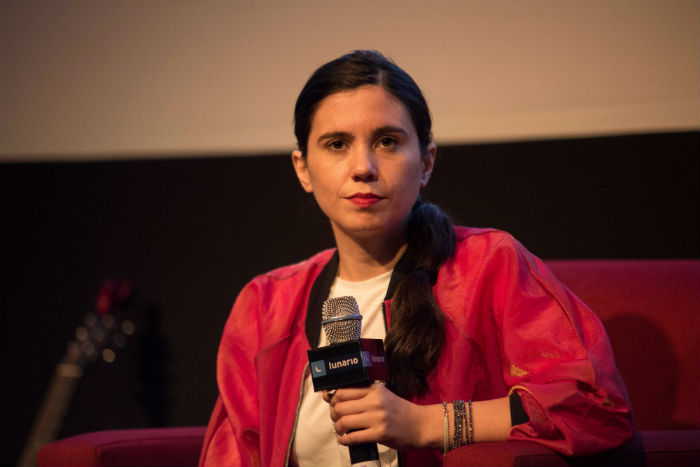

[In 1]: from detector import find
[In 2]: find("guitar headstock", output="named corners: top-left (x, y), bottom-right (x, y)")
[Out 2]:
top-left (63, 279), bottom-right (137, 369)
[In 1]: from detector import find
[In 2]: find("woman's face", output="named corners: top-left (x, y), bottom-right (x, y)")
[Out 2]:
top-left (292, 85), bottom-right (435, 242)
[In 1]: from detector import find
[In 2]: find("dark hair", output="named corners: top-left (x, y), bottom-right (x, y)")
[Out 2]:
top-left (386, 199), bottom-right (455, 398)
top-left (294, 50), bottom-right (455, 398)
top-left (294, 50), bottom-right (432, 155)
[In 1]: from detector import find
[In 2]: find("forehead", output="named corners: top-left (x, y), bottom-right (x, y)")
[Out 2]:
top-left (309, 85), bottom-right (415, 136)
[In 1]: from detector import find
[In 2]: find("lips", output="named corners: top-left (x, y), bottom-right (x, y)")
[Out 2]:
top-left (346, 192), bottom-right (384, 208)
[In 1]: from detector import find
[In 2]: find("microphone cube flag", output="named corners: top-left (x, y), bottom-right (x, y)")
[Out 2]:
top-left (307, 338), bottom-right (388, 392)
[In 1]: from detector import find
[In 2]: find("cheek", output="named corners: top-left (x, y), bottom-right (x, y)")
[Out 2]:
top-left (307, 166), bottom-right (335, 195)
top-left (307, 167), bottom-right (342, 212)
top-left (399, 161), bottom-right (426, 191)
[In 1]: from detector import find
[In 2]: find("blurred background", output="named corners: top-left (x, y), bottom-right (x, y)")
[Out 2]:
top-left (1, 1), bottom-right (698, 465)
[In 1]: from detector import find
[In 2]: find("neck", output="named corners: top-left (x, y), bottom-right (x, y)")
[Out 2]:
top-left (331, 225), bottom-right (407, 282)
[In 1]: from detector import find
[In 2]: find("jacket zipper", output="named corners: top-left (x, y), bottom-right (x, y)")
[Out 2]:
top-left (382, 302), bottom-right (389, 334)
top-left (284, 362), bottom-right (309, 467)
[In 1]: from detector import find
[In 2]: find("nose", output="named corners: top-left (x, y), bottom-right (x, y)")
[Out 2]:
top-left (350, 146), bottom-right (378, 182)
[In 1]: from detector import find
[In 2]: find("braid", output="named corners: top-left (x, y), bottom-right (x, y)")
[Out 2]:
top-left (385, 199), bottom-right (455, 398)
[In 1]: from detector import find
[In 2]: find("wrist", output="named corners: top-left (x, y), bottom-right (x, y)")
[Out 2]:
top-left (415, 403), bottom-right (446, 450)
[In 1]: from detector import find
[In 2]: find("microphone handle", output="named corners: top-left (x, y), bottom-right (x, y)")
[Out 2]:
top-left (344, 381), bottom-right (381, 466)
top-left (349, 438), bottom-right (380, 467)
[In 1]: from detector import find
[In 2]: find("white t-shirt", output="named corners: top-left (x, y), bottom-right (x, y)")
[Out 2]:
top-left (293, 270), bottom-right (399, 467)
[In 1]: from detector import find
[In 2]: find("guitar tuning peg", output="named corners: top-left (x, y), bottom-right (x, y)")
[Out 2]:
top-left (101, 314), bottom-right (114, 329)
top-left (81, 341), bottom-right (97, 360)
top-left (91, 327), bottom-right (105, 343)
top-left (121, 320), bottom-right (136, 336)
top-left (75, 326), bottom-right (88, 342)
top-left (102, 348), bottom-right (116, 363)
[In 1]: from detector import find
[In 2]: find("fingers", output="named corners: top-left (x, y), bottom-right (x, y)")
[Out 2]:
top-left (328, 386), bottom-right (379, 421)
top-left (322, 386), bottom-right (371, 403)
top-left (330, 386), bottom-right (374, 403)
top-left (327, 384), bottom-right (391, 444)
top-left (322, 389), bottom-right (336, 403)
top-left (330, 395), bottom-right (367, 424)
top-left (333, 412), bottom-right (388, 445)
top-left (328, 384), bottom-right (424, 450)
top-left (329, 382), bottom-right (386, 405)
top-left (336, 425), bottom-right (383, 446)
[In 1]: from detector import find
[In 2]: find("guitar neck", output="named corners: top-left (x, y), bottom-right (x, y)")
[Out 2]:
top-left (18, 362), bottom-right (83, 467)
top-left (19, 280), bottom-right (137, 466)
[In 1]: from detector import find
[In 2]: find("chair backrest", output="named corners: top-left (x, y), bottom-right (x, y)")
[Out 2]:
top-left (546, 260), bottom-right (700, 430)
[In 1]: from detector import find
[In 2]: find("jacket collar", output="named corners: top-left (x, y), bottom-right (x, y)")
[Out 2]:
top-left (305, 249), bottom-right (416, 349)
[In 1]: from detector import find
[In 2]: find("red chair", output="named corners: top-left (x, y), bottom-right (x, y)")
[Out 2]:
top-left (36, 427), bottom-right (205, 467)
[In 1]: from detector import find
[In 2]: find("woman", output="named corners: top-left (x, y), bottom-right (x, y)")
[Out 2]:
top-left (199, 50), bottom-right (634, 467)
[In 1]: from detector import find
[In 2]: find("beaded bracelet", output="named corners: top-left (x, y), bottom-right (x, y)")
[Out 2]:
top-left (467, 399), bottom-right (474, 445)
top-left (441, 401), bottom-right (449, 455)
top-left (452, 400), bottom-right (466, 450)
top-left (449, 399), bottom-right (474, 450)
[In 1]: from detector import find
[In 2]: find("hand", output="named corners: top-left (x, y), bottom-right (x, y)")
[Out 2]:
top-left (322, 383), bottom-right (440, 450)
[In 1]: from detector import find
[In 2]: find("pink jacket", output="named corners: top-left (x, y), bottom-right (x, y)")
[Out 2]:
top-left (200, 227), bottom-right (634, 466)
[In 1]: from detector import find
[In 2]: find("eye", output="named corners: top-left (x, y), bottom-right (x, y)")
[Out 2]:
top-left (326, 140), bottom-right (347, 151)
top-left (377, 136), bottom-right (398, 149)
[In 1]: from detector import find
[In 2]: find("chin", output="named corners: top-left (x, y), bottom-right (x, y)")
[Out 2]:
top-left (338, 220), bottom-right (407, 241)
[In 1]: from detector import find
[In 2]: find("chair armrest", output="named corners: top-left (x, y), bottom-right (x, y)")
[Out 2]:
top-left (442, 431), bottom-right (700, 467)
top-left (36, 426), bottom-right (206, 467)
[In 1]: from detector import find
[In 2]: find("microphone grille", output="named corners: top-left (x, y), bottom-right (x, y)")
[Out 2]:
top-left (322, 296), bottom-right (362, 344)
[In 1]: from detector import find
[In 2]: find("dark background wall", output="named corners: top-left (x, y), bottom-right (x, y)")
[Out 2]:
top-left (2, 131), bottom-right (698, 465)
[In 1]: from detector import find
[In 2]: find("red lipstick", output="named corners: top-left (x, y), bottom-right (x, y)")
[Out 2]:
top-left (347, 192), bottom-right (383, 208)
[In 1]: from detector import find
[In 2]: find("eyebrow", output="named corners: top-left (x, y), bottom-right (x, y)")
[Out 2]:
top-left (316, 126), bottom-right (409, 144)
top-left (316, 131), bottom-right (353, 144)
top-left (372, 126), bottom-right (409, 138)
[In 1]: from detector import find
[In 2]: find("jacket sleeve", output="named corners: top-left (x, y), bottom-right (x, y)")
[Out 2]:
top-left (490, 236), bottom-right (634, 455)
top-left (200, 280), bottom-right (263, 466)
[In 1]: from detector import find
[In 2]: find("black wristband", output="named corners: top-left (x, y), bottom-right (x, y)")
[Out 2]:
top-left (509, 392), bottom-right (530, 426)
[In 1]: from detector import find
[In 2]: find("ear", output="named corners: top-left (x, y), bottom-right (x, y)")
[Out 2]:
top-left (292, 150), bottom-right (313, 193)
top-left (419, 142), bottom-right (437, 188)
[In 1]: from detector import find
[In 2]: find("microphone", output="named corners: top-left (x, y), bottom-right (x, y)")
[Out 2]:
top-left (306, 296), bottom-right (387, 467)
top-left (322, 296), bottom-right (363, 343)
